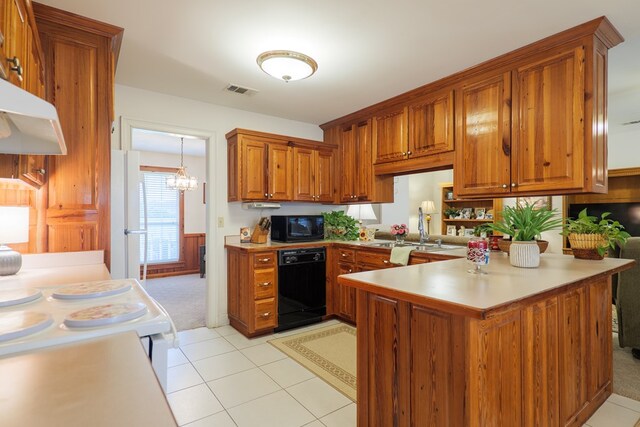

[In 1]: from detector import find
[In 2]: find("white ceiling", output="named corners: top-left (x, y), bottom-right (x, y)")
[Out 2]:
top-left (37, 0), bottom-right (640, 127)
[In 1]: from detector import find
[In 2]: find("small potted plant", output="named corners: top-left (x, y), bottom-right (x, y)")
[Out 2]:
top-left (390, 224), bottom-right (409, 244)
top-left (444, 208), bottom-right (460, 219)
top-left (488, 201), bottom-right (563, 267)
top-left (562, 208), bottom-right (630, 260)
top-left (322, 211), bottom-right (359, 241)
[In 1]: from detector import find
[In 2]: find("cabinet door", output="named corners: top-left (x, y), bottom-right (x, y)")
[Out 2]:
top-left (373, 107), bottom-right (408, 164)
top-left (18, 154), bottom-right (46, 187)
top-left (292, 146), bottom-right (315, 202)
top-left (267, 143), bottom-right (292, 201)
top-left (408, 90), bottom-right (454, 158)
top-left (336, 262), bottom-right (356, 322)
top-left (315, 150), bottom-right (335, 202)
top-left (0, 0), bottom-right (8, 80)
top-left (340, 125), bottom-right (356, 202)
top-left (512, 46), bottom-right (585, 193)
top-left (354, 120), bottom-right (373, 201)
top-left (4, 0), bottom-right (27, 87)
top-left (587, 278), bottom-right (611, 400)
top-left (241, 138), bottom-right (268, 200)
top-left (558, 286), bottom-right (588, 425)
top-left (454, 72), bottom-right (512, 197)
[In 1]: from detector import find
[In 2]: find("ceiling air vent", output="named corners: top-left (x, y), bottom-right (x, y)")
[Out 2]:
top-left (225, 84), bottom-right (258, 96)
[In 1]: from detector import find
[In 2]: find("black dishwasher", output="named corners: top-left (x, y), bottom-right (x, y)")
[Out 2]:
top-left (276, 247), bottom-right (326, 332)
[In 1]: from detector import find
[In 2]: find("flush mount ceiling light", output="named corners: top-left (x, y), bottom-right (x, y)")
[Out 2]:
top-left (167, 137), bottom-right (198, 192)
top-left (257, 50), bottom-right (318, 83)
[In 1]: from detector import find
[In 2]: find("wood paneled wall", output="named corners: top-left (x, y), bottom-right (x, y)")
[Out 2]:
top-left (144, 233), bottom-right (205, 279)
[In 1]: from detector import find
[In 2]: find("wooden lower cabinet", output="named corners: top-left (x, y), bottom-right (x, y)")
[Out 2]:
top-left (227, 248), bottom-right (278, 336)
top-left (355, 276), bottom-right (613, 427)
top-left (329, 246), bottom-right (450, 325)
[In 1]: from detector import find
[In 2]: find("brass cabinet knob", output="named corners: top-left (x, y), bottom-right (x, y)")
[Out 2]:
top-left (260, 312), bottom-right (271, 318)
top-left (502, 184), bottom-right (508, 189)
top-left (258, 282), bottom-right (271, 287)
top-left (7, 56), bottom-right (23, 80)
top-left (511, 183), bottom-right (516, 187)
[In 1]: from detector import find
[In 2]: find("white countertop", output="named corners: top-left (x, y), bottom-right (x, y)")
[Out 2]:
top-left (0, 250), bottom-right (110, 290)
top-left (0, 332), bottom-right (176, 427)
top-left (338, 252), bottom-right (634, 318)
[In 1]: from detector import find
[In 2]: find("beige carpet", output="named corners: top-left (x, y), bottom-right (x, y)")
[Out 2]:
top-left (269, 324), bottom-right (357, 401)
top-left (144, 274), bottom-right (206, 331)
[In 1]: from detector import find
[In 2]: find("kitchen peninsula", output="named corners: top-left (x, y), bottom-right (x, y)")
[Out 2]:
top-left (338, 253), bottom-right (634, 426)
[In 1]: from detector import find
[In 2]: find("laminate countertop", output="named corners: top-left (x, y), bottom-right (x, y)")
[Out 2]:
top-left (338, 252), bottom-right (634, 319)
top-left (0, 332), bottom-right (177, 427)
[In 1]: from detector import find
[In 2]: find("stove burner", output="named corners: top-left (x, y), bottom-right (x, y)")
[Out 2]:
top-left (64, 302), bottom-right (147, 328)
top-left (52, 280), bottom-right (132, 300)
top-left (0, 311), bottom-right (54, 342)
top-left (0, 289), bottom-right (42, 307)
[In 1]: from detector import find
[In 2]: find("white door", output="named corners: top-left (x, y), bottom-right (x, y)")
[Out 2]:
top-left (111, 149), bottom-right (146, 281)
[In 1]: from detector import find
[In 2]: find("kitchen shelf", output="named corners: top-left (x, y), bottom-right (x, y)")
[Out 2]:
top-left (440, 183), bottom-right (502, 235)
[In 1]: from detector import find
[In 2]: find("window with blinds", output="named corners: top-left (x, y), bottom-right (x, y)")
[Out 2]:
top-left (140, 170), bottom-right (181, 264)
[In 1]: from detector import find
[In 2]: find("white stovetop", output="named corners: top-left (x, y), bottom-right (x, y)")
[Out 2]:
top-left (0, 278), bottom-right (172, 357)
top-left (0, 251), bottom-right (172, 357)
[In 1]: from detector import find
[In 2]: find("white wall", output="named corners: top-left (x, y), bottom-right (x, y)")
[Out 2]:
top-left (138, 150), bottom-right (206, 234)
top-left (112, 84), bottom-right (342, 327)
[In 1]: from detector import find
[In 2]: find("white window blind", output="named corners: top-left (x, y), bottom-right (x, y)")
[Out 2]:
top-left (140, 170), bottom-right (180, 264)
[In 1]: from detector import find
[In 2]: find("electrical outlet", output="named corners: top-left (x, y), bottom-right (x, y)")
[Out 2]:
top-left (217, 216), bottom-right (224, 227)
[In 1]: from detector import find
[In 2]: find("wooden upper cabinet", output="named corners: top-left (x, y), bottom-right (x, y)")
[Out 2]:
top-left (408, 90), bottom-right (454, 158)
top-left (267, 143), bottom-right (292, 201)
top-left (339, 125), bottom-right (357, 202)
top-left (227, 129), bottom-right (331, 203)
top-left (315, 150), bottom-right (335, 202)
top-left (512, 46), bottom-right (586, 194)
top-left (241, 138), bottom-right (268, 200)
top-left (292, 147), bottom-right (335, 202)
top-left (454, 72), bottom-right (512, 197)
top-left (0, 0), bottom-right (8, 80)
top-left (293, 147), bottom-right (315, 202)
top-left (3, 0), bottom-right (27, 87)
top-left (336, 120), bottom-right (393, 204)
top-left (373, 106), bottom-right (408, 164)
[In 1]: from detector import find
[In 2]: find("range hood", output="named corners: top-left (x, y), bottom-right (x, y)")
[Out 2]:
top-left (0, 78), bottom-right (66, 155)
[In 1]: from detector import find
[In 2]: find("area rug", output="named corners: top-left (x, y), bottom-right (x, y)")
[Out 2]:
top-left (269, 324), bottom-right (357, 401)
top-left (613, 332), bottom-right (640, 402)
top-left (144, 274), bottom-right (206, 331)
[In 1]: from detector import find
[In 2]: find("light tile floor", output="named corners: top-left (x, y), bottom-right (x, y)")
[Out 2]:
top-left (166, 320), bottom-right (639, 427)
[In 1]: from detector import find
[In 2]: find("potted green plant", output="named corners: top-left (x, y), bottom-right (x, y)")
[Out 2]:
top-left (473, 223), bottom-right (493, 237)
top-left (322, 210), bottom-right (359, 241)
top-left (562, 208), bottom-right (630, 260)
top-left (488, 201), bottom-right (563, 267)
top-left (444, 208), bottom-right (460, 219)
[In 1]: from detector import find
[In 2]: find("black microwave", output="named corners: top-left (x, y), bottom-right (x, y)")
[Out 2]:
top-left (270, 215), bottom-right (324, 242)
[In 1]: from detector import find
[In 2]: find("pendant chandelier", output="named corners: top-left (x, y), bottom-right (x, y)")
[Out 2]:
top-left (167, 137), bottom-right (198, 191)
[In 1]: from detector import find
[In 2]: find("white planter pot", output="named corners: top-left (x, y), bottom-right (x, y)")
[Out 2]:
top-left (509, 241), bottom-right (540, 268)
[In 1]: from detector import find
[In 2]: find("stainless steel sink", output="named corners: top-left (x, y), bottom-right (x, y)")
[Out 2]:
top-left (366, 242), bottom-right (463, 251)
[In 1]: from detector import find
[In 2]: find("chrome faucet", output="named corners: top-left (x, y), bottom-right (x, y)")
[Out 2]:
top-left (418, 206), bottom-right (427, 244)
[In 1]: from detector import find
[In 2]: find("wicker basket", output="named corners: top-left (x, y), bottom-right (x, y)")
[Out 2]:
top-left (568, 233), bottom-right (607, 260)
top-left (568, 233), bottom-right (607, 250)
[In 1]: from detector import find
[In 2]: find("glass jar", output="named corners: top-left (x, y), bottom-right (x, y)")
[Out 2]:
top-left (467, 237), bottom-right (489, 274)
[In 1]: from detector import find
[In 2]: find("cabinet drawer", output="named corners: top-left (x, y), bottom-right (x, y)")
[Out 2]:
top-left (253, 269), bottom-right (275, 299)
top-left (253, 252), bottom-right (275, 268)
top-left (254, 298), bottom-right (276, 330)
top-left (357, 250), bottom-right (393, 269)
top-left (336, 248), bottom-right (356, 263)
